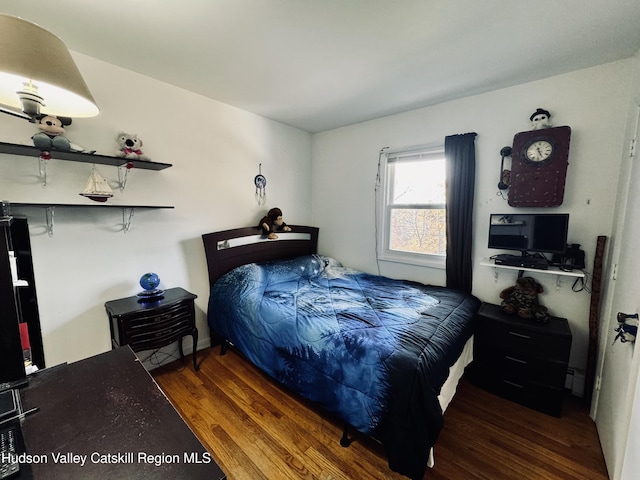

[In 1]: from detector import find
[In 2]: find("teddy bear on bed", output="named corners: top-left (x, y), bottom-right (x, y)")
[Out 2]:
top-left (259, 207), bottom-right (291, 239)
top-left (499, 276), bottom-right (549, 322)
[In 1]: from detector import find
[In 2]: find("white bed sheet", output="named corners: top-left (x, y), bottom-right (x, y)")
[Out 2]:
top-left (427, 335), bottom-right (474, 468)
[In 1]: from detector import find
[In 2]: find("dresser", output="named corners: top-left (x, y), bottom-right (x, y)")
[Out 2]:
top-left (105, 287), bottom-right (199, 371)
top-left (467, 302), bottom-right (572, 417)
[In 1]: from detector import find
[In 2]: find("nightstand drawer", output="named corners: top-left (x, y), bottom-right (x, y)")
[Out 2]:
top-left (472, 351), bottom-right (568, 388)
top-left (475, 303), bottom-right (571, 362)
top-left (467, 364), bottom-right (565, 417)
top-left (128, 323), bottom-right (193, 351)
top-left (122, 303), bottom-right (192, 331)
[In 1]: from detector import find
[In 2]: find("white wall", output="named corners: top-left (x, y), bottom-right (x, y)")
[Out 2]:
top-left (0, 53), bottom-right (312, 366)
top-left (311, 60), bottom-right (633, 375)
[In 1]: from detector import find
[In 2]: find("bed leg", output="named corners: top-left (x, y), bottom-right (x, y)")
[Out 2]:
top-left (220, 340), bottom-right (229, 356)
top-left (340, 423), bottom-right (352, 447)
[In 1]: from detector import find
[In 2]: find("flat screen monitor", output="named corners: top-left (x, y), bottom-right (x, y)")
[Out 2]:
top-left (488, 213), bottom-right (569, 256)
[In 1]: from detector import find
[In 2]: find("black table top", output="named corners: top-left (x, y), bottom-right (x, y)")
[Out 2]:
top-left (19, 346), bottom-right (225, 479)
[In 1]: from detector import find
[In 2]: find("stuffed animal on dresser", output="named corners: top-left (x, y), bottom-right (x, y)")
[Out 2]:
top-left (259, 207), bottom-right (291, 239)
top-left (499, 276), bottom-right (549, 322)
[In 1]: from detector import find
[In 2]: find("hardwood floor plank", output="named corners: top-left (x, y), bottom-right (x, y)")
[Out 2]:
top-left (153, 347), bottom-right (609, 480)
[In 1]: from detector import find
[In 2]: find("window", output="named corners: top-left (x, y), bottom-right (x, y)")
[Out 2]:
top-left (376, 145), bottom-right (446, 268)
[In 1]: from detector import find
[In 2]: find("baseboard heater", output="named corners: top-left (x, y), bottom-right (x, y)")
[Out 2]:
top-left (565, 368), bottom-right (585, 397)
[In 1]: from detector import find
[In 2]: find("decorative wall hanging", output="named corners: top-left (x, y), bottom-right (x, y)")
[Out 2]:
top-left (508, 108), bottom-right (571, 207)
top-left (254, 164), bottom-right (267, 206)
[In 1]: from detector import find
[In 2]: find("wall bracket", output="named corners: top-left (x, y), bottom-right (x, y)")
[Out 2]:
top-left (117, 162), bottom-right (134, 192)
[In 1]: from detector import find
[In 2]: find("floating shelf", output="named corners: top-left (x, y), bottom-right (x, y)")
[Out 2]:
top-left (1, 142), bottom-right (174, 234)
top-left (480, 257), bottom-right (585, 278)
top-left (3, 202), bottom-right (174, 210)
top-left (480, 257), bottom-right (585, 289)
top-left (0, 141), bottom-right (172, 171)
top-left (2, 201), bottom-right (174, 236)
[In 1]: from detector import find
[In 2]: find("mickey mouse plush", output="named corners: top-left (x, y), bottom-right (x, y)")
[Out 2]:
top-left (32, 115), bottom-right (74, 151)
top-left (499, 276), bottom-right (549, 322)
top-left (259, 207), bottom-right (291, 239)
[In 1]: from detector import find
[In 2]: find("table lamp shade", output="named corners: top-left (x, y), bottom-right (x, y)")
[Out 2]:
top-left (0, 14), bottom-right (99, 118)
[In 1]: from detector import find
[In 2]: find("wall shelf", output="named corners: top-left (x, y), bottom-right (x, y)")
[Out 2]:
top-left (2, 202), bottom-right (174, 236)
top-left (3, 202), bottom-right (174, 210)
top-left (0, 141), bottom-right (172, 170)
top-left (480, 257), bottom-right (585, 278)
top-left (480, 257), bottom-right (585, 289)
top-left (1, 141), bottom-right (174, 234)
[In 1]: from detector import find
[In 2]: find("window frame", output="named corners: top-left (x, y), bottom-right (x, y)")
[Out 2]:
top-left (376, 144), bottom-right (447, 269)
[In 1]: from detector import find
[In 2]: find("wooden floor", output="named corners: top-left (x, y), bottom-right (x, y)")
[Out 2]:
top-left (152, 347), bottom-right (609, 480)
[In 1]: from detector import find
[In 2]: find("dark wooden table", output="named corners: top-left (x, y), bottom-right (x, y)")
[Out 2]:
top-left (18, 346), bottom-right (225, 479)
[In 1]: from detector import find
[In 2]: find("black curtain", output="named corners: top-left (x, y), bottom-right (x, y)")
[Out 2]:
top-left (444, 132), bottom-right (477, 293)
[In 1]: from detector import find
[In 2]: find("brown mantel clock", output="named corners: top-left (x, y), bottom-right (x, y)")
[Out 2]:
top-left (508, 125), bottom-right (571, 207)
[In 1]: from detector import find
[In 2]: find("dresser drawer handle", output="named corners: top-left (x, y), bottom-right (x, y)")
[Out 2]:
top-left (508, 331), bottom-right (531, 339)
top-left (503, 380), bottom-right (525, 389)
top-left (505, 355), bottom-right (527, 364)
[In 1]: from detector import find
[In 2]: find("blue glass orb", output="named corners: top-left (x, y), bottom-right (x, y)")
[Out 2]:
top-left (139, 272), bottom-right (160, 291)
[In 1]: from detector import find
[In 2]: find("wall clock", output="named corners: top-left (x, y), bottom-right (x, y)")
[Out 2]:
top-left (508, 125), bottom-right (571, 207)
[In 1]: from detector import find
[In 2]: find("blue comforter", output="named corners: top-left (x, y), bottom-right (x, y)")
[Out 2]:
top-left (207, 255), bottom-right (479, 479)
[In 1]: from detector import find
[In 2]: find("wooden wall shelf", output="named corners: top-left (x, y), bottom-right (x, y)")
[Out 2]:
top-left (1, 141), bottom-right (174, 234)
top-left (3, 202), bottom-right (174, 210)
top-left (2, 202), bottom-right (174, 236)
top-left (0, 141), bottom-right (172, 170)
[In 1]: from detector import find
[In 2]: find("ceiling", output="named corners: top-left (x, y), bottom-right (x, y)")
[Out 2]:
top-left (2, 0), bottom-right (640, 133)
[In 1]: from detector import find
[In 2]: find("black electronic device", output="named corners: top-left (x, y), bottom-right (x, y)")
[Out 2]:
top-left (551, 243), bottom-right (586, 270)
top-left (493, 254), bottom-right (549, 269)
top-left (488, 214), bottom-right (569, 266)
top-left (0, 422), bottom-right (23, 479)
top-left (0, 390), bottom-right (19, 421)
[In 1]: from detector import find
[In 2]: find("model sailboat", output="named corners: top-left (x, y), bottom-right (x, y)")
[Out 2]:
top-left (79, 165), bottom-right (113, 202)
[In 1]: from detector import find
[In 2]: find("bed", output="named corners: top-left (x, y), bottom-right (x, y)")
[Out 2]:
top-left (202, 226), bottom-right (480, 479)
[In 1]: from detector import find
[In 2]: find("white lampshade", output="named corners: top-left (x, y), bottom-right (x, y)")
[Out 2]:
top-left (0, 14), bottom-right (99, 118)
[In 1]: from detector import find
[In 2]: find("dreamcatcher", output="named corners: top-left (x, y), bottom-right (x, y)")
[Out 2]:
top-left (254, 163), bottom-right (267, 206)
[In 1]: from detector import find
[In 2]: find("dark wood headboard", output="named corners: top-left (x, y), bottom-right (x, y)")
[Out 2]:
top-left (201, 225), bottom-right (319, 287)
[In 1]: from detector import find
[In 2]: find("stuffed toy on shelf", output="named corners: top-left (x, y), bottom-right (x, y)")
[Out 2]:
top-left (115, 132), bottom-right (150, 160)
top-left (31, 114), bottom-right (84, 152)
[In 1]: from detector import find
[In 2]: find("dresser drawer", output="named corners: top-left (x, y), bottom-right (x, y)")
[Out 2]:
top-left (472, 350), bottom-right (568, 388)
top-left (475, 303), bottom-right (571, 362)
top-left (467, 363), bottom-right (565, 417)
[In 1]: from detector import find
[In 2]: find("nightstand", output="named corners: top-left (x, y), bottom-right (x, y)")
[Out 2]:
top-left (105, 287), bottom-right (199, 371)
top-left (466, 302), bottom-right (572, 417)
